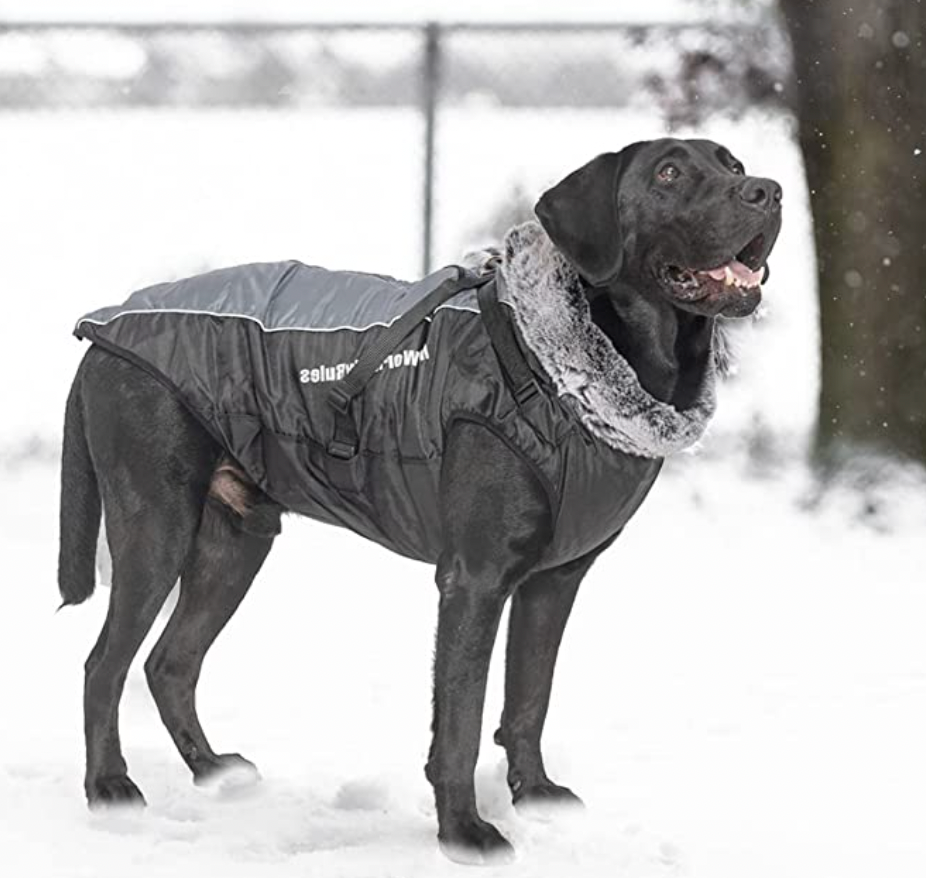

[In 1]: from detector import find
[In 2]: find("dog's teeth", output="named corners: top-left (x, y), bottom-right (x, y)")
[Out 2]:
top-left (724, 266), bottom-right (734, 286)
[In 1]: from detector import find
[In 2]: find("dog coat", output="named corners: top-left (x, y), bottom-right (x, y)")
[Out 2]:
top-left (75, 223), bottom-right (717, 566)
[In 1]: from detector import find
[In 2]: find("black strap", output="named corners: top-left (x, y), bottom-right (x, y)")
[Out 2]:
top-left (477, 273), bottom-right (539, 407)
top-left (327, 266), bottom-right (495, 460)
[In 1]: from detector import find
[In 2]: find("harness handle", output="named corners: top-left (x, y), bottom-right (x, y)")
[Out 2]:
top-left (476, 273), bottom-right (539, 407)
top-left (326, 265), bottom-right (495, 461)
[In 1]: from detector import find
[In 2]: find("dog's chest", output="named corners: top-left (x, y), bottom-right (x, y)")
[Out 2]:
top-left (543, 433), bottom-right (663, 565)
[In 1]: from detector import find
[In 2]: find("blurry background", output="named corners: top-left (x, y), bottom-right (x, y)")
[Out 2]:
top-left (0, 0), bottom-right (818, 469)
top-left (2, 3), bottom-right (925, 878)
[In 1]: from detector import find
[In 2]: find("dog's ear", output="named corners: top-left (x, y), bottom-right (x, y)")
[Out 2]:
top-left (535, 143), bottom-right (643, 286)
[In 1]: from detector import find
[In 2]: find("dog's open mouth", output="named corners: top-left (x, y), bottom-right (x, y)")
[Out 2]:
top-left (662, 234), bottom-right (768, 312)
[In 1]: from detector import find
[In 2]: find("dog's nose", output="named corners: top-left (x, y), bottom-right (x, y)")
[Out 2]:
top-left (740, 177), bottom-right (782, 210)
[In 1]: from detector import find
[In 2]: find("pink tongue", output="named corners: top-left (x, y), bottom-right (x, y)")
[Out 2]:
top-left (730, 260), bottom-right (762, 285)
top-left (704, 260), bottom-right (763, 286)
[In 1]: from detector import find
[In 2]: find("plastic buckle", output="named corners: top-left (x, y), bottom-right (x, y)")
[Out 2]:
top-left (327, 439), bottom-right (357, 460)
top-left (329, 385), bottom-right (353, 414)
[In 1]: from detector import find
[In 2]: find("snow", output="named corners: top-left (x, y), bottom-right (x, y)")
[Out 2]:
top-left (4, 459), bottom-right (926, 877)
top-left (1, 98), bottom-right (925, 877)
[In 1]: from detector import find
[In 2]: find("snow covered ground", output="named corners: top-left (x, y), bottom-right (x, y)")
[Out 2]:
top-left (2, 103), bottom-right (926, 877)
top-left (4, 458), bottom-right (926, 878)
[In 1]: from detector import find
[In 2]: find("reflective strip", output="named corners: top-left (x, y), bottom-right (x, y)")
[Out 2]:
top-left (75, 301), bottom-right (481, 336)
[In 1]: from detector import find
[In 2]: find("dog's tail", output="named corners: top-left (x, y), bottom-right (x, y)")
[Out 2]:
top-left (58, 373), bottom-right (101, 607)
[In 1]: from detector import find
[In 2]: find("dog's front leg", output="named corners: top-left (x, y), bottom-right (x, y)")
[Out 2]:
top-left (428, 565), bottom-right (512, 864)
top-left (495, 535), bottom-right (617, 812)
top-left (427, 421), bottom-right (552, 864)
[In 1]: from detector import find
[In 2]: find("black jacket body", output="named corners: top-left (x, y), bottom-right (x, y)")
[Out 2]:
top-left (76, 260), bottom-right (660, 566)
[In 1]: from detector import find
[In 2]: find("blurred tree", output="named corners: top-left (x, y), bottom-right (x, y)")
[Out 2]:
top-left (779, 0), bottom-right (926, 467)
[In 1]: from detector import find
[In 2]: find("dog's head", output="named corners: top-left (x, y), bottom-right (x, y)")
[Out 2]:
top-left (535, 138), bottom-right (782, 318)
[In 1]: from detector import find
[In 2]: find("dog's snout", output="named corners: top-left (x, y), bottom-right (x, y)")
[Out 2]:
top-left (740, 177), bottom-right (782, 210)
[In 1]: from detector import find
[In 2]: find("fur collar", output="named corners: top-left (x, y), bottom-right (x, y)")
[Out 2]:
top-left (497, 221), bottom-right (717, 458)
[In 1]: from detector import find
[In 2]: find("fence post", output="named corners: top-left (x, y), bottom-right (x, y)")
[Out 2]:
top-left (421, 22), bottom-right (441, 276)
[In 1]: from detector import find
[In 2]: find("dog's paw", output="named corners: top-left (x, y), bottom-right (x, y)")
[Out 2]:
top-left (86, 774), bottom-right (147, 810)
top-left (513, 781), bottom-right (584, 818)
top-left (439, 817), bottom-right (515, 866)
top-left (193, 752), bottom-right (260, 789)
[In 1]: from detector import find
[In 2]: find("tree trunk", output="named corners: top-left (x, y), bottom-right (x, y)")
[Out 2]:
top-left (779, 0), bottom-right (926, 466)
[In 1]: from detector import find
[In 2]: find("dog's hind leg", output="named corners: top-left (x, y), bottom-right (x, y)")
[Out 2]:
top-left (145, 480), bottom-right (279, 786)
top-left (85, 506), bottom-right (203, 807)
top-left (79, 348), bottom-right (219, 808)
top-left (493, 536), bottom-right (615, 813)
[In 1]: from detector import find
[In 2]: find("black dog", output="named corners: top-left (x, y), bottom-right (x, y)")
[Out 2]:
top-left (58, 139), bottom-right (781, 864)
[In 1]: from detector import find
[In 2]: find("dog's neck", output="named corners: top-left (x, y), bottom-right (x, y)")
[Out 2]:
top-left (585, 279), bottom-right (714, 410)
top-left (498, 220), bottom-right (717, 458)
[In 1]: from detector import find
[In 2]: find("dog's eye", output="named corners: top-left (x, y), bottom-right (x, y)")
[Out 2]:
top-left (731, 161), bottom-right (745, 175)
top-left (657, 164), bottom-right (680, 183)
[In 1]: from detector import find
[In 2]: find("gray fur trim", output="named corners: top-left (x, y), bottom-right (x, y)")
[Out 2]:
top-left (498, 221), bottom-right (717, 458)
